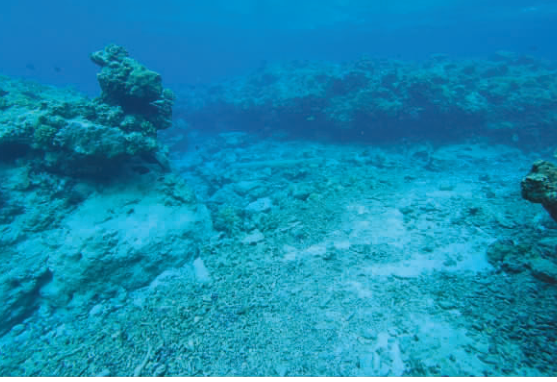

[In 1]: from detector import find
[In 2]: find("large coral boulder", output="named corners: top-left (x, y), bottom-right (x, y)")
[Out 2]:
top-left (521, 160), bottom-right (557, 222)
top-left (91, 44), bottom-right (174, 131)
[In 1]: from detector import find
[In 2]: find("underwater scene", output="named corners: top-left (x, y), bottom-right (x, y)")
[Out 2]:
top-left (1, 0), bottom-right (557, 377)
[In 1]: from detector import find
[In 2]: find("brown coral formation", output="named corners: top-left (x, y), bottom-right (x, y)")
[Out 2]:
top-left (521, 159), bottom-right (557, 222)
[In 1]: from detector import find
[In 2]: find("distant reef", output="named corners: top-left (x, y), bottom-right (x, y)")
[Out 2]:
top-left (176, 52), bottom-right (557, 145)
top-left (0, 44), bottom-right (174, 177)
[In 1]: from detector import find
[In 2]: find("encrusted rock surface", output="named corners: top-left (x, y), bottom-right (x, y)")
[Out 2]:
top-left (0, 44), bottom-right (174, 177)
top-left (91, 44), bottom-right (175, 131)
top-left (521, 160), bottom-right (557, 222)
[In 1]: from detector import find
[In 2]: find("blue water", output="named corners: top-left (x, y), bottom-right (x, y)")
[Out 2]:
top-left (1, 0), bottom-right (557, 377)
top-left (2, 0), bottom-right (557, 93)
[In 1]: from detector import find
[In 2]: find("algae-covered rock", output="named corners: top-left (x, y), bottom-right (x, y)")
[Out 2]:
top-left (91, 44), bottom-right (174, 131)
top-left (521, 160), bottom-right (557, 222)
top-left (0, 44), bottom-right (175, 177)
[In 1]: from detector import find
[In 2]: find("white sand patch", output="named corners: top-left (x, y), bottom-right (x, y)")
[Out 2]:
top-left (283, 252), bottom-right (297, 261)
top-left (241, 229), bottom-right (265, 245)
top-left (362, 257), bottom-right (443, 278)
top-left (404, 314), bottom-right (490, 376)
top-left (282, 240), bottom-right (350, 261)
top-left (361, 245), bottom-right (492, 278)
top-left (148, 268), bottom-right (184, 290)
top-left (436, 242), bottom-right (493, 273)
top-left (282, 244), bottom-right (298, 261)
top-left (193, 257), bottom-right (211, 283)
top-left (301, 243), bottom-right (327, 257)
top-left (348, 207), bottom-right (407, 248)
top-left (332, 240), bottom-right (350, 250)
top-left (345, 280), bottom-right (373, 299)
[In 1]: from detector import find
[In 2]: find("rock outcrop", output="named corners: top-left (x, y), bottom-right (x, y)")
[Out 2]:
top-left (521, 160), bottom-right (557, 222)
top-left (0, 46), bottom-right (213, 336)
top-left (0, 44), bottom-right (174, 177)
top-left (91, 44), bottom-right (174, 132)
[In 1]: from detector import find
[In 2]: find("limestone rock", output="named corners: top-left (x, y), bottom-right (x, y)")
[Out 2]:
top-left (246, 197), bottom-right (273, 213)
top-left (530, 258), bottom-right (557, 284)
top-left (242, 229), bottom-right (265, 245)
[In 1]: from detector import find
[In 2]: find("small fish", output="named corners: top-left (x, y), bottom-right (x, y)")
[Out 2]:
top-left (54, 66), bottom-right (62, 73)
top-left (25, 63), bottom-right (36, 71)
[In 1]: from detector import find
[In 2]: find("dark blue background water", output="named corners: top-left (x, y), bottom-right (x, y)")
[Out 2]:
top-left (2, 0), bottom-right (556, 95)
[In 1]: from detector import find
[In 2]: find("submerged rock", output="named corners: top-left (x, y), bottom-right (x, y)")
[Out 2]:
top-left (0, 44), bottom-right (174, 177)
top-left (91, 44), bottom-right (174, 131)
top-left (0, 169), bottom-right (212, 335)
top-left (521, 160), bottom-right (557, 222)
top-left (486, 239), bottom-right (531, 273)
top-left (530, 258), bottom-right (557, 284)
top-left (0, 45), bottom-right (213, 337)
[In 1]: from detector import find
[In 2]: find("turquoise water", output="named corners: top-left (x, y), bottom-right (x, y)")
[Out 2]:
top-left (0, 0), bottom-right (556, 376)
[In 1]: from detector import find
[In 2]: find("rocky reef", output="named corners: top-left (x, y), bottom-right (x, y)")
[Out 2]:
top-left (0, 45), bottom-right (212, 337)
top-left (175, 52), bottom-right (557, 145)
top-left (497, 159), bottom-right (557, 285)
top-left (0, 44), bottom-right (174, 177)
